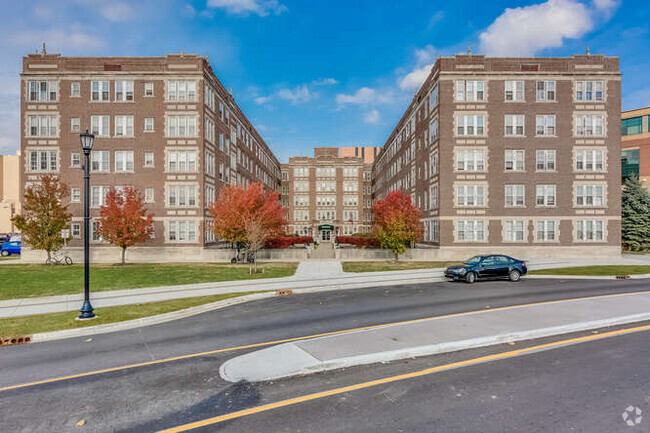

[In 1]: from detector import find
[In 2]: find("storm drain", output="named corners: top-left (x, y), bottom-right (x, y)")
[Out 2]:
top-left (0, 336), bottom-right (32, 346)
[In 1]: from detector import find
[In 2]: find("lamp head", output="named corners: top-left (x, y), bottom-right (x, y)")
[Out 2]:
top-left (80, 129), bottom-right (94, 154)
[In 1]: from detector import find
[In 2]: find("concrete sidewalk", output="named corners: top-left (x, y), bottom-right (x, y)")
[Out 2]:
top-left (219, 291), bottom-right (650, 382)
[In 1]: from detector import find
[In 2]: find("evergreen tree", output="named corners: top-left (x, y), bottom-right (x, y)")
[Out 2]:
top-left (621, 176), bottom-right (650, 251)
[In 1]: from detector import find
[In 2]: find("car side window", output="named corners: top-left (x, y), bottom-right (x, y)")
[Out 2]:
top-left (482, 257), bottom-right (495, 265)
top-left (495, 256), bottom-right (509, 264)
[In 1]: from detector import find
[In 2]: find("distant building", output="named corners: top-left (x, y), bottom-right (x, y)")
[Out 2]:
top-left (621, 106), bottom-right (650, 188)
top-left (0, 151), bottom-right (20, 233)
top-left (281, 147), bottom-right (377, 241)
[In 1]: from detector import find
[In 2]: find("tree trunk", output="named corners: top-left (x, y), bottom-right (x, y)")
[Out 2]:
top-left (394, 251), bottom-right (399, 261)
top-left (121, 247), bottom-right (126, 266)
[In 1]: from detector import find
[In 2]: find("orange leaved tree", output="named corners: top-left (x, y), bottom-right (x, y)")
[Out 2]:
top-left (372, 190), bottom-right (423, 260)
top-left (208, 183), bottom-right (285, 272)
top-left (97, 187), bottom-right (154, 265)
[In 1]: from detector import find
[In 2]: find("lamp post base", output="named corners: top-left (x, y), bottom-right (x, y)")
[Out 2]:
top-left (77, 301), bottom-right (96, 320)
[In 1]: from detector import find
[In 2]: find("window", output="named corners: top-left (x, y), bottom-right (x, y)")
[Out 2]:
top-left (294, 210), bottom-right (310, 221)
top-left (575, 81), bottom-right (603, 102)
top-left (144, 117), bottom-right (154, 132)
top-left (144, 188), bottom-right (154, 203)
top-left (205, 85), bottom-right (216, 111)
top-left (115, 81), bottom-right (134, 101)
top-left (505, 150), bottom-right (525, 172)
top-left (505, 185), bottom-right (525, 207)
top-left (114, 151), bottom-right (134, 172)
top-left (28, 150), bottom-right (58, 172)
top-left (28, 115), bottom-right (57, 137)
top-left (91, 186), bottom-right (110, 207)
top-left (575, 149), bottom-right (605, 172)
top-left (114, 116), bottom-right (134, 137)
top-left (504, 220), bottom-right (525, 242)
top-left (71, 223), bottom-right (81, 238)
top-left (456, 184), bottom-right (486, 207)
top-left (28, 80), bottom-right (57, 102)
top-left (219, 133), bottom-right (224, 150)
top-left (205, 185), bottom-right (215, 205)
top-left (343, 181), bottom-right (358, 192)
top-left (505, 81), bottom-right (524, 101)
top-left (71, 117), bottom-right (80, 133)
top-left (456, 149), bottom-right (486, 172)
top-left (456, 114), bottom-right (485, 136)
top-left (536, 221), bottom-right (557, 242)
top-left (505, 115), bottom-right (525, 136)
top-left (219, 101), bottom-right (224, 120)
top-left (342, 196), bottom-right (356, 206)
top-left (144, 82), bottom-right (154, 97)
top-left (167, 221), bottom-right (198, 242)
top-left (144, 152), bottom-right (154, 168)
top-left (430, 85), bottom-right (439, 108)
top-left (429, 185), bottom-right (438, 209)
top-left (167, 184), bottom-right (198, 207)
top-left (536, 150), bottom-right (556, 171)
top-left (294, 167), bottom-right (310, 177)
top-left (205, 117), bottom-right (215, 143)
top-left (622, 117), bottom-right (642, 136)
top-left (71, 188), bottom-right (81, 203)
top-left (166, 115), bottom-right (197, 137)
top-left (456, 80), bottom-right (485, 102)
top-left (456, 220), bottom-right (485, 242)
top-left (429, 150), bottom-right (439, 176)
top-left (575, 184), bottom-right (605, 207)
top-left (575, 220), bottom-right (604, 242)
top-left (575, 114), bottom-right (605, 137)
top-left (91, 151), bottom-right (110, 172)
top-left (430, 118), bottom-right (439, 142)
top-left (205, 151), bottom-right (215, 176)
top-left (167, 80), bottom-right (197, 102)
top-left (294, 181), bottom-right (309, 192)
top-left (536, 81), bottom-right (556, 101)
top-left (71, 153), bottom-right (81, 168)
top-left (316, 210), bottom-right (336, 221)
top-left (622, 149), bottom-right (640, 181)
top-left (536, 185), bottom-right (556, 206)
top-left (295, 195), bottom-right (310, 206)
top-left (167, 150), bottom-right (197, 172)
top-left (70, 82), bottom-right (81, 98)
top-left (90, 115), bottom-right (110, 137)
top-left (316, 181), bottom-right (336, 192)
top-left (343, 167), bottom-right (358, 177)
top-left (535, 115), bottom-right (556, 136)
top-left (91, 81), bottom-right (110, 101)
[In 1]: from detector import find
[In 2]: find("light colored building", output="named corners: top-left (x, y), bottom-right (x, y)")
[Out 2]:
top-left (0, 151), bottom-right (21, 234)
top-left (621, 106), bottom-right (650, 188)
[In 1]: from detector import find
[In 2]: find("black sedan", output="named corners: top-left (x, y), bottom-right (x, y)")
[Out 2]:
top-left (444, 255), bottom-right (527, 283)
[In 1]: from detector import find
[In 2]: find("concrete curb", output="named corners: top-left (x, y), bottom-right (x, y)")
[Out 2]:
top-left (526, 273), bottom-right (650, 280)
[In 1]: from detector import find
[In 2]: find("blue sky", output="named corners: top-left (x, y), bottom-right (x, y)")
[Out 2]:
top-left (0, 0), bottom-right (648, 161)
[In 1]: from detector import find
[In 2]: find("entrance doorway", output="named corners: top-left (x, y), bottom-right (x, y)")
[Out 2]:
top-left (318, 224), bottom-right (335, 242)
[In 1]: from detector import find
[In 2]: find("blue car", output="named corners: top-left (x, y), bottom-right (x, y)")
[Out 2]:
top-left (1, 241), bottom-right (21, 256)
top-left (444, 254), bottom-right (527, 283)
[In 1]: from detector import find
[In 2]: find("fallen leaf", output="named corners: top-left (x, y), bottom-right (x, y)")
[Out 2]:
top-left (84, 338), bottom-right (93, 343)
top-left (76, 419), bottom-right (86, 427)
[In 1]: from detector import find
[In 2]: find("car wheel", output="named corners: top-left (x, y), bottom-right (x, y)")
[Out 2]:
top-left (508, 269), bottom-right (521, 282)
top-left (465, 272), bottom-right (476, 284)
top-left (0, 250), bottom-right (8, 257)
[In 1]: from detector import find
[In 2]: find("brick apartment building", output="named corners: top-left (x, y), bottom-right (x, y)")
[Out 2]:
top-left (372, 53), bottom-right (622, 258)
top-left (281, 146), bottom-right (377, 241)
top-left (621, 106), bottom-right (650, 188)
top-left (20, 51), bottom-right (281, 252)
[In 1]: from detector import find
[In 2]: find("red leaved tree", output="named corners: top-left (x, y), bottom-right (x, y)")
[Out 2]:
top-left (97, 187), bottom-right (154, 265)
top-left (208, 182), bottom-right (285, 272)
top-left (372, 190), bottom-right (423, 260)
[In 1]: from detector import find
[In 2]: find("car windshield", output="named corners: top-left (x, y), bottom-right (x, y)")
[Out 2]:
top-left (463, 256), bottom-right (483, 265)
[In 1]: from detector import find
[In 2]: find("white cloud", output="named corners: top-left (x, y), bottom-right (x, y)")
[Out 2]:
top-left (101, 2), bottom-right (133, 22)
top-left (364, 109), bottom-right (380, 124)
top-left (277, 85), bottom-right (313, 104)
top-left (479, 0), bottom-right (620, 56)
top-left (398, 63), bottom-right (433, 91)
top-left (255, 95), bottom-right (272, 105)
top-left (415, 45), bottom-right (435, 65)
top-left (312, 78), bottom-right (338, 86)
top-left (207, 0), bottom-right (287, 16)
top-left (427, 11), bottom-right (445, 29)
top-left (336, 87), bottom-right (393, 106)
top-left (11, 28), bottom-right (105, 51)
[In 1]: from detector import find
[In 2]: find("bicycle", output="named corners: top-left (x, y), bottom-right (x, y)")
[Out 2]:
top-left (45, 251), bottom-right (73, 266)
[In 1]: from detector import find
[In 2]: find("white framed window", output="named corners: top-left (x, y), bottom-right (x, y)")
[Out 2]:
top-left (167, 80), bottom-right (197, 102)
top-left (205, 151), bottom-right (215, 176)
top-left (28, 115), bottom-right (58, 137)
top-left (575, 81), bottom-right (604, 102)
top-left (91, 81), bottom-right (110, 102)
top-left (205, 185), bottom-right (215, 205)
top-left (91, 151), bottom-right (110, 172)
top-left (430, 85), bottom-right (439, 108)
top-left (71, 152), bottom-right (81, 168)
top-left (167, 150), bottom-right (197, 173)
top-left (456, 184), bottom-right (486, 207)
top-left (505, 150), bottom-right (525, 172)
top-left (114, 151), bottom-right (134, 172)
top-left (536, 150), bottom-right (556, 171)
top-left (341, 196), bottom-right (356, 206)
top-left (144, 152), bottom-right (154, 168)
top-left (575, 148), bottom-right (605, 172)
top-left (70, 82), bottom-right (81, 98)
top-left (166, 115), bottom-right (197, 137)
top-left (114, 116), bottom-right (134, 137)
top-left (536, 185), bottom-right (556, 206)
top-left (167, 184), bottom-right (198, 207)
top-left (71, 117), bottom-right (80, 133)
top-left (429, 150), bottom-right (439, 176)
top-left (71, 188), bottom-right (81, 203)
top-left (456, 114), bottom-right (485, 136)
top-left (343, 181), bottom-right (358, 192)
top-left (144, 82), bottom-right (154, 97)
top-left (505, 80), bottom-right (524, 101)
top-left (90, 115), bottom-right (110, 137)
top-left (144, 117), bottom-right (154, 132)
top-left (575, 220), bottom-right (604, 242)
top-left (430, 118), bottom-right (439, 142)
top-left (316, 181), bottom-right (336, 192)
top-left (205, 117), bottom-right (215, 143)
top-left (316, 167), bottom-right (335, 177)
top-left (504, 220), bottom-right (526, 242)
top-left (144, 187), bottom-right (154, 203)
top-left (316, 210), bottom-right (336, 221)
top-left (456, 148), bottom-right (486, 172)
top-left (536, 80), bottom-right (556, 101)
top-left (456, 220), bottom-right (486, 242)
top-left (536, 220), bottom-right (557, 242)
top-left (575, 114), bottom-right (605, 137)
top-left (167, 221), bottom-right (198, 242)
top-left (343, 167), bottom-right (358, 177)
top-left (295, 195), bottom-right (311, 207)
top-left (204, 84), bottom-right (216, 111)
top-left (91, 186), bottom-right (110, 207)
top-left (27, 150), bottom-right (58, 172)
top-left (71, 223), bottom-right (81, 238)
top-left (294, 167), bottom-right (310, 177)
top-left (504, 115), bottom-right (525, 136)
top-left (535, 115), bottom-right (556, 136)
top-left (28, 80), bottom-right (57, 102)
top-left (429, 185), bottom-right (438, 209)
top-left (294, 210), bottom-right (310, 221)
top-left (575, 184), bottom-right (605, 207)
top-left (115, 80), bottom-right (134, 101)
top-left (505, 185), bottom-right (525, 207)
top-left (456, 80), bottom-right (485, 102)
top-left (343, 210), bottom-right (358, 221)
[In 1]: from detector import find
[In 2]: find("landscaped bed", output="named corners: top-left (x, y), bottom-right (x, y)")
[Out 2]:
top-left (0, 262), bottom-right (297, 300)
top-left (342, 261), bottom-right (460, 273)
top-left (529, 265), bottom-right (650, 276)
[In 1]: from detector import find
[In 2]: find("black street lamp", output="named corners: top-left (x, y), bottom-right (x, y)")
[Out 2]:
top-left (78, 130), bottom-right (96, 320)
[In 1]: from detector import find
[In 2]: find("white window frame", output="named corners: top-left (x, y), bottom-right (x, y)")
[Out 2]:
top-left (574, 220), bottom-right (605, 242)
top-left (144, 152), bottom-right (155, 168)
top-left (536, 150), bottom-right (556, 172)
top-left (456, 80), bottom-right (485, 102)
top-left (70, 82), bottom-right (81, 98)
top-left (166, 115), bottom-right (198, 137)
top-left (575, 184), bottom-right (605, 207)
top-left (504, 80), bottom-right (524, 101)
top-left (505, 150), bottom-right (525, 172)
top-left (144, 117), bottom-right (154, 132)
top-left (28, 80), bottom-right (58, 102)
top-left (91, 81), bottom-right (110, 102)
top-left (503, 220), bottom-right (526, 242)
top-left (114, 115), bottom-right (134, 137)
top-left (167, 220), bottom-right (198, 243)
top-left (575, 148), bottom-right (606, 172)
top-left (535, 184), bottom-right (556, 207)
top-left (456, 220), bottom-right (486, 242)
top-left (574, 114), bottom-right (605, 137)
top-left (456, 114), bottom-right (486, 136)
top-left (28, 115), bottom-right (58, 137)
top-left (166, 150), bottom-right (198, 173)
top-left (535, 115), bottom-right (556, 136)
top-left (505, 185), bottom-right (525, 207)
top-left (536, 80), bottom-right (556, 101)
top-left (455, 184), bottom-right (486, 207)
top-left (27, 149), bottom-right (58, 173)
top-left (456, 148), bottom-right (486, 172)
top-left (90, 115), bottom-right (110, 137)
top-left (575, 80), bottom-right (604, 102)
top-left (114, 151), bottom-right (134, 172)
top-left (167, 184), bottom-right (198, 207)
top-left (115, 80), bottom-right (134, 102)
top-left (91, 151), bottom-right (110, 172)
top-left (167, 80), bottom-right (197, 102)
top-left (144, 82), bottom-right (154, 97)
top-left (535, 220), bottom-right (558, 242)
top-left (504, 115), bottom-right (525, 136)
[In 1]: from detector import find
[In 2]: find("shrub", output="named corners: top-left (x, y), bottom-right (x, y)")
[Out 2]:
top-left (335, 235), bottom-right (380, 248)
top-left (266, 236), bottom-right (314, 249)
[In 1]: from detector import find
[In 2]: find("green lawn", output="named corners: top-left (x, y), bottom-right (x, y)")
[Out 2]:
top-left (529, 266), bottom-right (650, 276)
top-left (342, 261), bottom-right (460, 273)
top-left (0, 262), bottom-right (297, 300)
top-left (0, 291), bottom-right (265, 337)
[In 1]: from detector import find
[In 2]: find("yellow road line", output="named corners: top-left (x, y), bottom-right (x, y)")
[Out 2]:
top-left (158, 323), bottom-right (650, 432)
top-left (1, 289), bottom-right (648, 393)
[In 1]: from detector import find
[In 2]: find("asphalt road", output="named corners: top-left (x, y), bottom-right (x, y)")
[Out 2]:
top-left (1, 278), bottom-right (649, 432)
